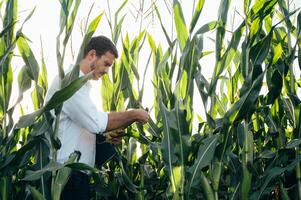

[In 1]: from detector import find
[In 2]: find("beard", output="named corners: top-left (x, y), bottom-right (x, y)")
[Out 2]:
top-left (90, 61), bottom-right (97, 71)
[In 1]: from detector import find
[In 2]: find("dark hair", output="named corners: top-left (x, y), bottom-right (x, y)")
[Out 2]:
top-left (84, 36), bottom-right (118, 58)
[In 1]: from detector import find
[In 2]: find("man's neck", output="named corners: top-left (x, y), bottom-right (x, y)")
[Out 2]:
top-left (79, 59), bottom-right (90, 75)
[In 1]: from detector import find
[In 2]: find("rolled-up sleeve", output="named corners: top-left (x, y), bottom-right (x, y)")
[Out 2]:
top-left (62, 85), bottom-right (108, 134)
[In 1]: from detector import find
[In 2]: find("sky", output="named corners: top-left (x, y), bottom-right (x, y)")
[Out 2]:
top-left (13, 0), bottom-right (301, 129)
top-left (16, 0), bottom-right (238, 80)
top-left (15, 0), bottom-right (224, 118)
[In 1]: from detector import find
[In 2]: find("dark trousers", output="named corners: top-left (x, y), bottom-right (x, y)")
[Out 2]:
top-left (61, 171), bottom-right (90, 200)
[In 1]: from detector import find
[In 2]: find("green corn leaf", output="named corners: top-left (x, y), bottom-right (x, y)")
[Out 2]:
top-left (272, 43), bottom-right (283, 64)
top-left (19, 7), bottom-right (36, 32)
top-left (171, 166), bottom-right (184, 198)
top-left (266, 112), bottom-right (278, 134)
top-left (17, 35), bottom-right (40, 82)
top-left (58, 0), bottom-right (72, 36)
top-left (282, 98), bottom-right (295, 127)
top-left (113, 14), bottom-right (126, 44)
top-left (229, 67), bottom-right (241, 103)
top-left (0, 177), bottom-right (8, 200)
top-left (187, 134), bottom-right (219, 197)
top-left (240, 121), bottom-right (253, 199)
top-left (160, 101), bottom-right (189, 195)
top-left (157, 44), bottom-right (174, 77)
top-left (22, 161), bottom-right (63, 181)
top-left (297, 11), bottom-right (301, 36)
top-left (22, 154), bottom-right (98, 182)
top-left (294, 104), bottom-right (301, 138)
top-left (160, 101), bottom-right (177, 192)
top-left (244, 0), bottom-right (251, 14)
top-left (15, 73), bottom-right (92, 128)
top-left (3, 0), bottom-right (17, 45)
top-left (250, 0), bottom-right (277, 21)
top-left (265, 68), bottom-right (282, 104)
top-left (230, 183), bottom-right (241, 200)
top-left (298, 45), bottom-right (301, 69)
top-left (115, 0), bottom-right (128, 17)
top-left (286, 139), bottom-right (301, 149)
top-left (224, 70), bottom-right (264, 125)
top-left (199, 50), bottom-right (214, 59)
top-left (52, 152), bottom-right (80, 200)
top-left (101, 74), bottom-right (114, 111)
top-left (215, 0), bottom-right (231, 61)
top-left (212, 161), bottom-right (223, 192)
top-left (147, 117), bottom-right (161, 137)
top-left (249, 31), bottom-right (273, 65)
top-left (0, 21), bottom-right (16, 38)
top-left (147, 33), bottom-right (156, 53)
top-left (209, 22), bottom-right (245, 96)
top-left (63, 0), bottom-right (81, 45)
top-left (44, 72), bottom-right (91, 110)
top-left (112, 0), bottom-right (128, 43)
top-left (194, 21), bottom-right (218, 36)
top-left (118, 157), bottom-right (139, 193)
top-left (278, 0), bottom-right (292, 29)
top-left (126, 137), bottom-right (137, 164)
top-left (248, 18), bottom-right (261, 44)
top-left (46, 72), bottom-right (91, 110)
top-left (0, 37), bottom-right (17, 71)
top-left (39, 38), bottom-right (48, 95)
top-left (155, 6), bottom-right (172, 46)
top-left (77, 12), bottom-right (103, 62)
top-left (173, 0), bottom-right (189, 51)
top-left (198, 172), bottom-right (215, 200)
top-left (195, 70), bottom-right (209, 110)
top-left (31, 85), bottom-right (43, 110)
top-left (218, 0), bottom-right (231, 23)
top-left (259, 150), bottom-right (276, 159)
top-left (28, 185), bottom-right (46, 200)
top-left (66, 162), bottom-right (99, 173)
top-left (126, 129), bottom-right (156, 146)
top-left (280, 183), bottom-right (290, 200)
top-left (0, 138), bottom-right (41, 172)
top-left (169, 46), bottom-right (178, 80)
top-left (68, 13), bottom-right (103, 80)
top-left (251, 155), bottom-right (301, 200)
top-left (190, 0), bottom-right (205, 33)
top-left (139, 51), bottom-right (152, 102)
top-left (5, 62), bottom-right (13, 108)
top-left (264, 12), bottom-right (273, 33)
top-left (297, 12), bottom-right (301, 69)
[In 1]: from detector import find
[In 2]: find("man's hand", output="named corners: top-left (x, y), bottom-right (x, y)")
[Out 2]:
top-left (104, 129), bottom-right (126, 145)
top-left (134, 108), bottom-right (149, 124)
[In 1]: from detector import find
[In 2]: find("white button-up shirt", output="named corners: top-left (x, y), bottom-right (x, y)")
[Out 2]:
top-left (45, 67), bottom-right (108, 167)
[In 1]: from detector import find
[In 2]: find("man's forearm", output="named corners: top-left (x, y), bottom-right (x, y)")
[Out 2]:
top-left (105, 110), bottom-right (137, 131)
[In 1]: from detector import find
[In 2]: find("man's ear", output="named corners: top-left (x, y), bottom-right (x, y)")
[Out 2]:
top-left (86, 49), bottom-right (96, 60)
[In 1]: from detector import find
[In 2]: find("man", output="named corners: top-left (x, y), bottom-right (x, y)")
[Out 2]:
top-left (45, 36), bottom-right (149, 200)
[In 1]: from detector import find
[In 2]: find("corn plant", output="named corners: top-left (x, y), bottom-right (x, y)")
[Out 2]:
top-left (2, 0), bottom-right (301, 199)
top-left (99, 0), bottom-right (301, 199)
top-left (0, 0), bottom-right (104, 199)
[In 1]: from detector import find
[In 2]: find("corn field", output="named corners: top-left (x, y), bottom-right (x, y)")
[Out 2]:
top-left (1, 0), bottom-right (301, 199)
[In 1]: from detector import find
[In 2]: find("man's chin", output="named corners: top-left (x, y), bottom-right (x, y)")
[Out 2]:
top-left (93, 76), bottom-right (102, 81)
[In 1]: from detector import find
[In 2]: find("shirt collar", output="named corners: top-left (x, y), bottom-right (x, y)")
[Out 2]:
top-left (68, 64), bottom-right (92, 88)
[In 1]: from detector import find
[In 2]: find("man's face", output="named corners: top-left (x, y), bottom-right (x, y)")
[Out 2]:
top-left (90, 51), bottom-right (116, 80)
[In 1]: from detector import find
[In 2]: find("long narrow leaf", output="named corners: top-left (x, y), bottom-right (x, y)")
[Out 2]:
top-left (15, 72), bottom-right (92, 128)
top-left (173, 0), bottom-right (189, 51)
top-left (17, 35), bottom-right (40, 82)
top-left (187, 134), bottom-right (219, 197)
top-left (189, 0), bottom-right (205, 33)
